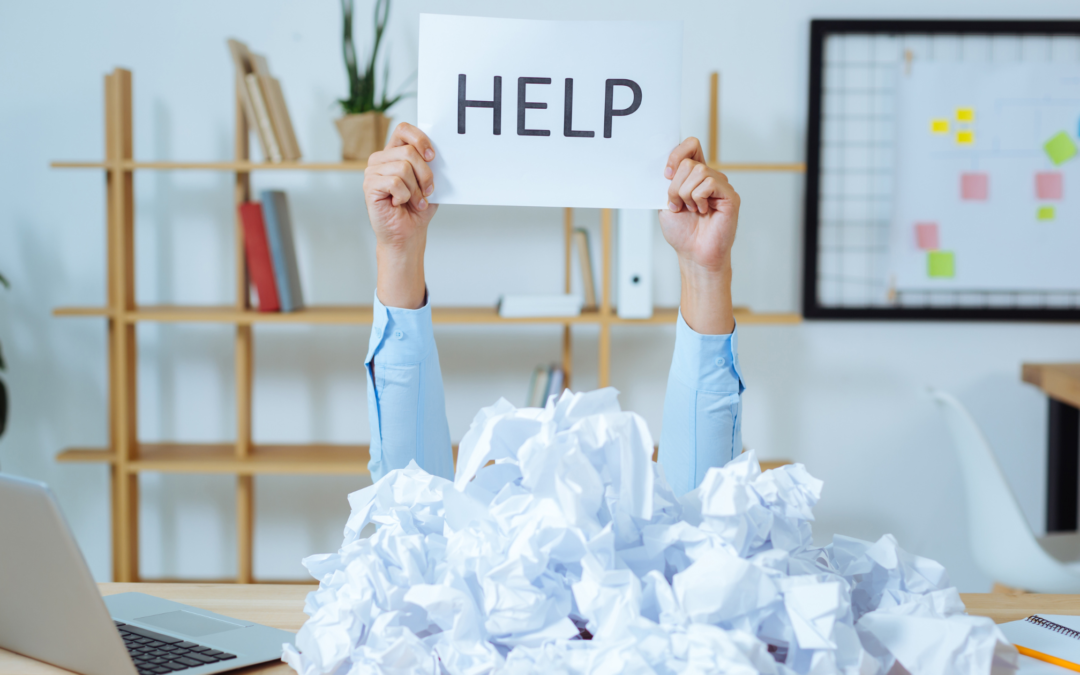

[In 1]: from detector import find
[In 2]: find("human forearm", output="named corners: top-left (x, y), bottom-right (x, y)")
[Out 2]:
top-left (679, 256), bottom-right (734, 336)
top-left (376, 239), bottom-right (427, 310)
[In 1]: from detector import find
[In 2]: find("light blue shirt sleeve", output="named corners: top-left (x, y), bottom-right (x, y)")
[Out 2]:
top-left (365, 291), bottom-right (454, 482)
top-left (658, 310), bottom-right (745, 496)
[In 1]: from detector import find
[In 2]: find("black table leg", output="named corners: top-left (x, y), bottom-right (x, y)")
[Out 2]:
top-left (1047, 398), bottom-right (1080, 533)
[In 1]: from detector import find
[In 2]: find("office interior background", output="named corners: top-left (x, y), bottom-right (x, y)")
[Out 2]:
top-left (3, 0), bottom-right (1080, 591)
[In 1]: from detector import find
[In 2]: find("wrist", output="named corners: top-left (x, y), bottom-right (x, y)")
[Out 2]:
top-left (376, 240), bottom-right (427, 310)
top-left (679, 256), bottom-right (734, 335)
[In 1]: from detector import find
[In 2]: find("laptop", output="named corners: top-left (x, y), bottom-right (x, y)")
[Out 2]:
top-left (0, 473), bottom-right (296, 675)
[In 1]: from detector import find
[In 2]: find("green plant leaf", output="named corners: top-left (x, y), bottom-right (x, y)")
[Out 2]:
top-left (0, 271), bottom-right (8, 288)
top-left (0, 340), bottom-right (6, 371)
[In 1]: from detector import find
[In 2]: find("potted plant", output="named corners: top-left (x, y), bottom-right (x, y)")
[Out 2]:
top-left (335, 0), bottom-right (410, 161)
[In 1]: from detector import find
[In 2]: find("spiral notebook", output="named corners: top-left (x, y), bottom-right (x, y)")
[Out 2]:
top-left (999, 615), bottom-right (1080, 672)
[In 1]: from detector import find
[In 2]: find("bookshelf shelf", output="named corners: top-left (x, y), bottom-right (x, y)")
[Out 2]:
top-left (57, 444), bottom-right (791, 475)
top-left (52, 68), bottom-right (800, 584)
top-left (50, 160), bottom-right (804, 174)
top-left (54, 304), bottom-right (801, 325)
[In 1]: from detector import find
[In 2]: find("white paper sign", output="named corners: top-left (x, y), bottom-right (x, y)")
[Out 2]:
top-left (418, 15), bottom-right (682, 209)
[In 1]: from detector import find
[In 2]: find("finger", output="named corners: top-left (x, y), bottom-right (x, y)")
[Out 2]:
top-left (375, 144), bottom-right (435, 197)
top-left (369, 160), bottom-right (423, 207)
top-left (386, 122), bottom-right (436, 162)
top-left (668, 158), bottom-right (701, 212)
top-left (664, 137), bottom-right (705, 180)
top-left (678, 164), bottom-right (711, 213)
top-left (365, 174), bottom-right (413, 208)
top-left (690, 176), bottom-right (721, 214)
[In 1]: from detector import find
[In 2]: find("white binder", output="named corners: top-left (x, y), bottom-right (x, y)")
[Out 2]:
top-left (616, 209), bottom-right (654, 319)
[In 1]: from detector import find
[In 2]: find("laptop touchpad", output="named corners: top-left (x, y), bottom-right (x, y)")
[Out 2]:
top-left (137, 610), bottom-right (246, 637)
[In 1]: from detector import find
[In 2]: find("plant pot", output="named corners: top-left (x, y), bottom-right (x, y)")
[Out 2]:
top-left (336, 112), bottom-right (392, 162)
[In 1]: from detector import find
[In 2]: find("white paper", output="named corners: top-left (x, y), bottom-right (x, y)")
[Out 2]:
top-left (283, 389), bottom-right (1018, 675)
top-left (418, 15), bottom-right (682, 209)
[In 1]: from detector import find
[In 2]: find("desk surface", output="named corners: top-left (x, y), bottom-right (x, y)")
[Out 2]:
top-left (1022, 362), bottom-right (1080, 408)
top-left (2, 584), bottom-right (1080, 674)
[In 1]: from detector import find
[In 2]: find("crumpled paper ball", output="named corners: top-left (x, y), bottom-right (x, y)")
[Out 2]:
top-left (283, 389), bottom-right (1018, 675)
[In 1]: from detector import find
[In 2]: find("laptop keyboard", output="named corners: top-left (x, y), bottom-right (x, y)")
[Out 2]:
top-left (115, 621), bottom-right (237, 674)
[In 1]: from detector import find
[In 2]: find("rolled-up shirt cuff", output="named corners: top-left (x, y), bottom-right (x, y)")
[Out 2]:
top-left (364, 291), bottom-right (435, 366)
top-left (670, 309), bottom-right (745, 394)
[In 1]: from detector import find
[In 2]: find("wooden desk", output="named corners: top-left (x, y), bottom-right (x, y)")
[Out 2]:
top-left (2, 584), bottom-right (1080, 673)
top-left (1023, 363), bottom-right (1080, 532)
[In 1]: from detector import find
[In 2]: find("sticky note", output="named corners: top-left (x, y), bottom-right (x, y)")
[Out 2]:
top-left (915, 222), bottom-right (939, 250)
top-left (928, 251), bottom-right (955, 278)
top-left (931, 119), bottom-right (949, 133)
top-left (956, 108), bottom-right (974, 122)
top-left (1036, 172), bottom-right (1063, 200)
top-left (1038, 205), bottom-right (1056, 220)
top-left (1044, 131), bottom-right (1078, 166)
top-left (961, 173), bottom-right (988, 201)
top-left (957, 130), bottom-right (975, 145)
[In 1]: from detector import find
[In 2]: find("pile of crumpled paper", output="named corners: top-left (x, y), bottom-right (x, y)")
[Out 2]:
top-left (282, 389), bottom-right (1018, 675)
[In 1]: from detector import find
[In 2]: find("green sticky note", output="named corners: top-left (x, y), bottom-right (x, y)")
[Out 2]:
top-left (1038, 205), bottom-right (1056, 220)
top-left (928, 251), bottom-right (955, 279)
top-left (1044, 131), bottom-right (1078, 166)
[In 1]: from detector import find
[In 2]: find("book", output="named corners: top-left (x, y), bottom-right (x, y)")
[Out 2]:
top-left (999, 615), bottom-right (1080, 671)
top-left (498, 294), bottom-right (583, 318)
top-left (245, 73), bottom-right (283, 163)
top-left (248, 53), bottom-right (302, 161)
top-left (545, 365), bottom-right (565, 404)
top-left (260, 190), bottom-right (305, 312)
top-left (238, 202), bottom-right (280, 312)
top-left (226, 39), bottom-right (273, 161)
top-left (573, 228), bottom-right (597, 310)
top-left (527, 366), bottom-right (549, 408)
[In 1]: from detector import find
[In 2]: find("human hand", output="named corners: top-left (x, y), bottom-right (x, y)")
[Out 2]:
top-left (658, 137), bottom-right (739, 334)
top-left (363, 123), bottom-right (437, 309)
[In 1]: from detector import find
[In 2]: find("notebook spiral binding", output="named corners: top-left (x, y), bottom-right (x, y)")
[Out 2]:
top-left (1026, 615), bottom-right (1080, 640)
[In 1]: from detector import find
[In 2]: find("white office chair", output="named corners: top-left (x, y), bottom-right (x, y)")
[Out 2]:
top-left (931, 389), bottom-right (1080, 592)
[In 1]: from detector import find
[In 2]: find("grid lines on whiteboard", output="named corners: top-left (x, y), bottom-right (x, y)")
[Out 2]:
top-left (815, 32), bottom-right (1080, 310)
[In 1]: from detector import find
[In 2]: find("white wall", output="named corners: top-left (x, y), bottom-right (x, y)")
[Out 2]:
top-left (2, 0), bottom-right (1080, 589)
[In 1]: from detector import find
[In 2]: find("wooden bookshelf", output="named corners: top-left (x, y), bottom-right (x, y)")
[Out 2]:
top-left (52, 68), bottom-right (802, 584)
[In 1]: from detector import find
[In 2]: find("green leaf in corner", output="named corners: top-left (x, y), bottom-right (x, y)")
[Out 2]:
top-left (0, 340), bottom-right (6, 371)
top-left (0, 271), bottom-right (8, 288)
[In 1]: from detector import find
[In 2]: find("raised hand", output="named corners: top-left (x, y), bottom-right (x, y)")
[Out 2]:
top-left (363, 123), bottom-right (437, 309)
top-left (658, 137), bottom-right (740, 334)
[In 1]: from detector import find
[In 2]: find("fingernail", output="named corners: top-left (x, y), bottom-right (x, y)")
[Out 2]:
top-left (419, 198), bottom-right (428, 209)
top-left (668, 202), bottom-right (679, 212)
top-left (664, 167), bottom-right (673, 179)
top-left (425, 184), bottom-right (434, 196)
top-left (424, 149), bottom-right (435, 161)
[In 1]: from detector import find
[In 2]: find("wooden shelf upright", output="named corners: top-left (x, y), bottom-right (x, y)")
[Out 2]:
top-left (52, 68), bottom-right (803, 583)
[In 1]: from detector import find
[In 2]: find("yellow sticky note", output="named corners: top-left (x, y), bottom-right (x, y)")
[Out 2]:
top-left (931, 119), bottom-right (949, 133)
top-left (957, 108), bottom-right (975, 122)
top-left (1038, 205), bottom-right (1055, 220)
top-left (957, 130), bottom-right (975, 145)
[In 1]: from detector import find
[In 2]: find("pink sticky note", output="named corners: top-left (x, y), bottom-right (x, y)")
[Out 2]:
top-left (1036, 172), bottom-right (1063, 200)
top-left (961, 173), bottom-right (989, 201)
top-left (915, 222), bottom-right (939, 250)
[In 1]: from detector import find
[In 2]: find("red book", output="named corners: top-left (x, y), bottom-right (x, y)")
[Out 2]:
top-left (238, 202), bottom-right (280, 312)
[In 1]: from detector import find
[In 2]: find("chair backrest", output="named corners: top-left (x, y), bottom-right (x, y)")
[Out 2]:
top-left (930, 390), bottom-right (1075, 590)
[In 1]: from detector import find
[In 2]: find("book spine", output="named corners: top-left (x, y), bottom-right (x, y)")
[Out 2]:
top-left (574, 229), bottom-right (597, 309)
top-left (267, 77), bottom-right (302, 161)
top-left (270, 191), bottom-right (304, 309)
top-left (259, 190), bottom-right (293, 312)
top-left (226, 40), bottom-right (269, 159)
top-left (238, 202), bottom-right (280, 312)
top-left (245, 73), bottom-right (283, 163)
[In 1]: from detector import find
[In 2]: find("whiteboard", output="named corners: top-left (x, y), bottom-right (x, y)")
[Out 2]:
top-left (804, 21), bottom-right (1080, 319)
top-left (891, 63), bottom-right (1080, 291)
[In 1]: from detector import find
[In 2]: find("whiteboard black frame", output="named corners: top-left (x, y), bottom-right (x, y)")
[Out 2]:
top-left (803, 19), bottom-right (1080, 321)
